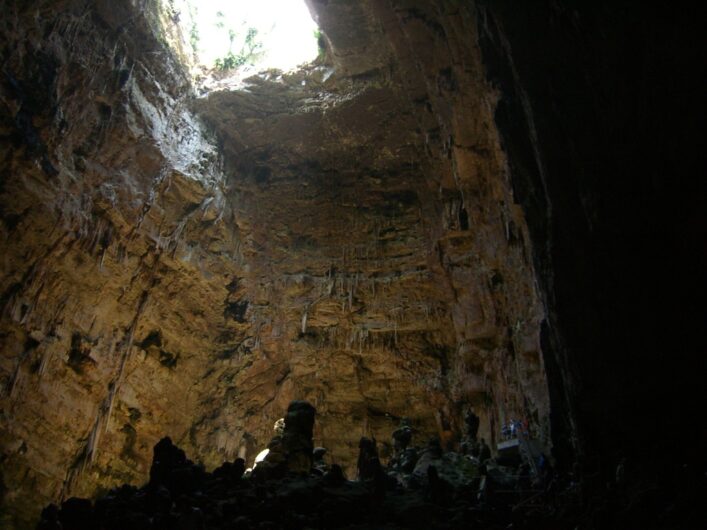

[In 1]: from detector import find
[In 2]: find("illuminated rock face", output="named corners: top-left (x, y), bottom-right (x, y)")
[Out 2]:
top-left (0, 1), bottom-right (550, 526)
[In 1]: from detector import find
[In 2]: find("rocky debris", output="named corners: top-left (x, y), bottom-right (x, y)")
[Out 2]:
top-left (33, 401), bottom-right (519, 529)
top-left (149, 437), bottom-right (189, 487)
top-left (280, 401), bottom-right (316, 473)
top-left (385, 434), bottom-right (480, 494)
top-left (273, 418), bottom-right (285, 437)
top-left (146, 437), bottom-right (210, 498)
top-left (212, 459), bottom-right (246, 484)
top-left (39, 400), bottom-right (701, 530)
top-left (256, 401), bottom-right (318, 478)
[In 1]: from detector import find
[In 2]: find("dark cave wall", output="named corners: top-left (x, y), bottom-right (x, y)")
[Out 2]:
top-left (476, 0), bottom-right (705, 473)
top-left (0, 1), bottom-right (246, 526)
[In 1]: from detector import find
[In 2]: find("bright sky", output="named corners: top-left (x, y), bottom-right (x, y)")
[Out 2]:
top-left (173, 0), bottom-right (319, 71)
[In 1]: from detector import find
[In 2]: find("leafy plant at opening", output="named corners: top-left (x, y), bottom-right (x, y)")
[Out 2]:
top-left (215, 10), bottom-right (226, 29)
top-left (188, 3), bottom-right (199, 56)
top-left (189, 23), bottom-right (199, 54)
top-left (214, 24), bottom-right (263, 71)
top-left (313, 28), bottom-right (325, 60)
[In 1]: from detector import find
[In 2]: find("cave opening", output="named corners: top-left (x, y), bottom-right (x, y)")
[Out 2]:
top-left (164, 0), bottom-right (320, 88)
top-left (0, 1), bottom-right (703, 529)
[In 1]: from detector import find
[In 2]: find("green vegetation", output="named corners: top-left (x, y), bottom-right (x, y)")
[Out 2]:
top-left (215, 10), bottom-right (226, 29)
top-left (189, 23), bottom-right (199, 54)
top-left (313, 28), bottom-right (325, 59)
top-left (166, 0), bottom-right (178, 19)
top-left (188, 4), bottom-right (199, 56)
top-left (214, 25), bottom-right (263, 71)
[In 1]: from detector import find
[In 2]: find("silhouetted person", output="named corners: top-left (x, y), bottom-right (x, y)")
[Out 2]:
top-left (425, 436), bottom-right (443, 459)
top-left (479, 438), bottom-right (491, 463)
top-left (324, 463), bottom-right (346, 486)
top-left (470, 441), bottom-right (481, 458)
top-left (615, 457), bottom-right (627, 487)
top-left (392, 417), bottom-right (413, 453)
top-left (37, 504), bottom-right (61, 530)
top-left (357, 437), bottom-right (381, 481)
top-left (149, 437), bottom-right (189, 487)
top-left (537, 452), bottom-right (553, 488)
top-left (465, 409), bottom-right (480, 440)
top-left (312, 446), bottom-right (328, 475)
top-left (517, 463), bottom-right (531, 500)
top-left (501, 423), bottom-right (510, 440)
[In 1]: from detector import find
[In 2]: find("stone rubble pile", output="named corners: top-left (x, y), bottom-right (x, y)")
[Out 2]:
top-left (36, 401), bottom-right (698, 530)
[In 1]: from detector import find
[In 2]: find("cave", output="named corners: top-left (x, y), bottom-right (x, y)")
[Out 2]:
top-left (0, 1), bottom-right (703, 529)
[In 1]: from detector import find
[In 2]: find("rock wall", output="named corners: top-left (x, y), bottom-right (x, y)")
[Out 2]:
top-left (0, 1), bottom-right (551, 527)
top-left (0, 1), bottom-right (243, 526)
top-left (475, 0), bottom-right (705, 476)
top-left (192, 0), bottom-right (549, 476)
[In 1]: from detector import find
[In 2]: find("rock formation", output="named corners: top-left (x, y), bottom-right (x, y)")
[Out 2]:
top-left (1, 0), bottom-right (702, 528)
top-left (37, 402), bottom-right (702, 529)
top-left (0, 2), bottom-right (549, 525)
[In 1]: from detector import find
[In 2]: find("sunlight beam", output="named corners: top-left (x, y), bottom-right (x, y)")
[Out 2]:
top-left (172, 0), bottom-right (319, 74)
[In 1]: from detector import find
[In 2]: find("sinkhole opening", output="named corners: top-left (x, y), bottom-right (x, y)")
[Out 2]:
top-left (165, 0), bottom-right (321, 84)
